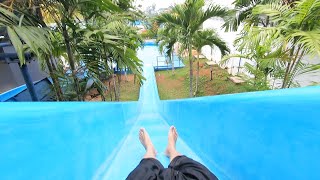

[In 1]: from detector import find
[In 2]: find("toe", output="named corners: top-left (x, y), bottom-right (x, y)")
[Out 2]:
top-left (169, 126), bottom-right (175, 134)
top-left (140, 128), bottom-right (146, 137)
top-left (171, 126), bottom-right (177, 134)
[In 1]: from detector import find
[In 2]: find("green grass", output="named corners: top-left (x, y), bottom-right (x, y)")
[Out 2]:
top-left (156, 72), bottom-right (190, 99)
top-left (117, 80), bottom-right (140, 101)
top-left (156, 58), bottom-right (256, 100)
top-left (105, 77), bottom-right (140, 102)
top-left (87, 75), bottom-right (140, 102)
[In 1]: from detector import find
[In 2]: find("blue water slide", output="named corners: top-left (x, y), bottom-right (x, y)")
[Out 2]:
top-left (0, 43), bottom-right (319, 180)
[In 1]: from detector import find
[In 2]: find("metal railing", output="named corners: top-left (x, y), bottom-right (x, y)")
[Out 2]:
top-left (154, 55), bottom-right (182, 70)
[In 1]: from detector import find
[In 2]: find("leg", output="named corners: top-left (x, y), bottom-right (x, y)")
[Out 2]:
top-left (127, 128), bottom-right (163, 180)
top-left (139, 128), bottom-right (157, 159)
top-left (165, 126), bottom-right (181, 162)
top-left (168, 156), bottom-right (218, 180)
top-left (164, 126), bottom-right (218, 180)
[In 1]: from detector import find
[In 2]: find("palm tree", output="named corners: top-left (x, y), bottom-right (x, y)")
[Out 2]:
top-left (156, 0), bottom-right (229, 97)
top-left (77, 11), bottom-right (144, 101)
top-left (0, 5), bottom-right (53, 101)
top-left (223, 0), bottom-right (280, 32)
top-left (41, 0), bottom-right (122, 101)
top-left (0, 5), bottom-right (51, 65)
top-left (249, 0), bottom-right (320, 88)
top-left (1, 0), bottom-right (144, 101)
top-left (157, 27), bottom-right (179, 74)
top-left (1, 0), bottom-right (65, 100)
top-left (192, 29), bottom-right (229, 95)
top-left (221, 40), bottom-right (286, 90)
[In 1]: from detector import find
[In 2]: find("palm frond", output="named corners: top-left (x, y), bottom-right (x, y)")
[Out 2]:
top-left (221, 53), bottom-right (251, 66)
top-left (253, 3), bottom-right (290, 23)
top-left (292, 0), bottom-right (320, 26)
top-left (0, 6), bottom-right (53, 65)
top-left (288, 30), bottom-right (320, 56)
top-left (193, 29), bottom-right (230, 56)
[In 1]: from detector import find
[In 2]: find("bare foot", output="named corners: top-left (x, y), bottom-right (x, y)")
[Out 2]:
top-left (165, 126), bottom-right (181, 161)
top-left (139, 128), bottom-right (157, 159)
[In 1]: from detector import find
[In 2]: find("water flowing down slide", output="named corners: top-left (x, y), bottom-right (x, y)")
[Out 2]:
top-left (0, 44), bottom-right (319, 180)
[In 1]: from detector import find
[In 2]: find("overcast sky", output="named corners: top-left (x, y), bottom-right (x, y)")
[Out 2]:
top-left (133, 0), bottom-right (185, 11)
top-left (133, 0), bottom-right (234, 11)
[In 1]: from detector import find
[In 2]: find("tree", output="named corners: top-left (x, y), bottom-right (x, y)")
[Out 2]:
top-left (157, 26), bottom-right (179, 74)
top-left (141, 18), bottom-right (159, 40)
top-left (0, 4), bottom-right (52, 66)
top-left (40, 0), bottom-right (122, 101)
top-left (76, 10), bottom-right (144, 101)
top-left (221, 39), bottom-right (285, 90)
top-left (249, 0), bottom-right (320, 88)
top-left (223, 0), bottom-right (280, 32)
top-left (2, 0), bottom-right (65, 101)
top-left (0, 4), bottom-right (56, 101)
top-left (223, 0), bottom-right (320, 89)
top-left (3, 0), bottom-right (145, 101)
top-left (156, 0), bottom-right (229, 97)
top-left (192, 30), bottom-right (229, 95)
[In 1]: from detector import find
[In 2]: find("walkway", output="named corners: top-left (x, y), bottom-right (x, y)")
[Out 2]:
top-left (99, 45), bottom-right (203, 179)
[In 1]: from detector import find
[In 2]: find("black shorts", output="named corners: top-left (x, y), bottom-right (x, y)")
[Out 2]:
top-left (126, 156), bottom-right (218, 180)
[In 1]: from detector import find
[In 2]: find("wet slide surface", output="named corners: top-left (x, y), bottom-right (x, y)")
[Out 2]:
top-left (98, 45), bottom-right (203, 179)
top-left (0, 44), bottom-right (320, 180)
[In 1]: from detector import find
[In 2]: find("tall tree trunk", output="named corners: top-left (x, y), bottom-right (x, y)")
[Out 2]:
top-left (171, 51), bottom-right (174, 74)
top-left (61, 22), bottom-right (81, 101)
top-left (97, 88), bottom-right (106, 101)
top-left (282, 50), bottom-right (298, 89)
top-left (195, 52), bottom-right (200, 95)
top-left (254, 63), bottom-right (260, 86)
top-left (46, 56), bottom-right (63, 101)
top-left (188, 42), bottom-right (193, 97)
top-left (117, 73), bottom-right (121, 101)
top-left (113, 74), bottom-right (118, 101)
top-left (282, 40), bottom-right (298, 89)
top-left (287, 50), bottom-right (305, 88)
top-left (109, 81), bottom-right (113, 101)
top-left (282, 62), bottom-right (291, 88)
top-left (33, 2), bottom-right (63, 101)
top-left (50, 57), bottom-right (58, 71)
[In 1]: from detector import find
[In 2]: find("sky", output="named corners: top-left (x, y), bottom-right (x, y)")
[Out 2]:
top-left (133, 0), bottom-right (235, 11)
top-left (133, 0), bottom-right (185, 11)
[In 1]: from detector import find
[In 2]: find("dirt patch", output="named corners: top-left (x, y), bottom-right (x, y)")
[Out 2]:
top-left (156, 72), bottom-right (183, 90)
